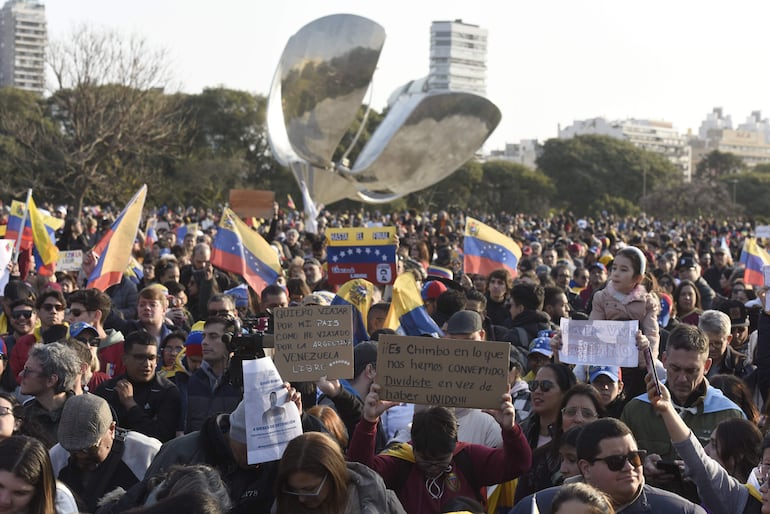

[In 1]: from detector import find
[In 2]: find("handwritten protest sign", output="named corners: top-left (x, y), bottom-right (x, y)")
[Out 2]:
top-left (273, 305), bottom-right (354, 381)
top-left (57, 250), bottom-right (83, 272)
top-left (242, 358), bottom-right (302, 464)
top-left (559, 319), bottom-right (639, 367)
top-left (375, 334), bottom-right (509, 409)
top-left (325, 227), bottom-right (397, 286)
top-left (228, 189), bottom-right (275, 220)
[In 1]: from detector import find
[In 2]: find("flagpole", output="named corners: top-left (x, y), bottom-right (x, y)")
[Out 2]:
top-left (11, 189), bottom-right (32, 264)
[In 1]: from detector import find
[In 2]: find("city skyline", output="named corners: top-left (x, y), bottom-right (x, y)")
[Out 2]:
top-left (45, 0), bottom-right (770, 152)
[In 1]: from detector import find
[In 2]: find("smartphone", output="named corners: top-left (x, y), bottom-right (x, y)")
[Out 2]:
top-left (656, 460), bottom-right (682, 478)
top-left (644, 346), bottom-right (662, 396)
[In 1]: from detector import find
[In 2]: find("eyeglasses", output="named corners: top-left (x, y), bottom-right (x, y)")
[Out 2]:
top-left (163, 346), bottom-right (184, 354)
top-left (129, 354), bottom-right (157, 363)
top-left (0, 353), bottom-right (6, 361)
top-left (19, 367), bottom-right (47, 378)
top-left (41, 303), bottom-right (65, 312)
top-left (67, 308), bottom-right (90, 317)
top-left (589, 450), bottom-right (647, 471)
top-left (208, 309), bottom-right (231, 317)
top-left (529, 380), bottom-right (557, 392)
top-left (71, 438), bottom-right (102, 458)
top-left (11, 310), bottom-right (33, 320)
top-left (282, 474), bottom-right (328, 497)
top-left (0, 407), bottom-right (13, 417)
top-left (561, 407), bottom-right (598, 419)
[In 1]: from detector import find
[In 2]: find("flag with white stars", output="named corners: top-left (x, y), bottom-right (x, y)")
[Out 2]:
top-left (463, 216), bottom-right (521, 278)
top-left (211, 208), bottom-right (282, 294)
top-left (326, 227), bottom-right (397, 286)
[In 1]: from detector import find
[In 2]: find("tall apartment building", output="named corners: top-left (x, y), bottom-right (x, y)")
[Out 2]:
top-left (692, 108), bottom-right (770, 168)
top-left (0, 0), bottom-right (46, 95)
top-left (559, 117), bottom-right (693, 182)
top-left (428, 20), bottom-right (487, 96)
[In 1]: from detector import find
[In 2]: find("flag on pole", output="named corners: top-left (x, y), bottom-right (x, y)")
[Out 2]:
top-left (331, 279), bottom-right (374, 344)
top-left (211, 207), bottom-right (282, 294)
top-left (287, 194), bottom-right (296, 210)
top-left (28, 196), bottom-right (59, 276)
top-left (739, 238), bottom-right (770, 286)
top-left (463, 216), bottom-right (521, 278)
top-left (5, 200), bottom-right (32, 251)
top-left (384, 273), bottom-right (443, 337)
top-left (87, 185), bottom-right (148, 291)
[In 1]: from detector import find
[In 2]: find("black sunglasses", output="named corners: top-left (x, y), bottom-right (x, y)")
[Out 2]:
top-left (589, 450), bottom-right (647, 471)
top-left (11, 310), bottom-right (33, 320)
top-left (528, 379), bottom-right (557, 393)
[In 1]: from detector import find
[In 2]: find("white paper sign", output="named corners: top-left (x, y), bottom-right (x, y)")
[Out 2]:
top-left (559, 319), bottom-right (639, 367)
top-left (242, 358), bottom-right (302, 464)
top-left (57, 250), bottom-right (83, 272)
top-left (0, 240), bottom-right (13, 293)
top-left (757, 225), bottom-right (770, 239)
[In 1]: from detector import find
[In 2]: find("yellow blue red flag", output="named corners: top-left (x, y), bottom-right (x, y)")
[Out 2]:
top-left (463, 216), bottom-right (521, 278)
top-left (331, 278), bottom-right (374, 344)
top-left (384, 273), bottom-right (443, 337)
top-left (28, 196), bottom-right (59, 276)
top-left (740, 238), bottom-right (770, 286)
top-left (211, 207), bottom-right (282, 294)
top-left (87, 185), bottom-right (147, 291)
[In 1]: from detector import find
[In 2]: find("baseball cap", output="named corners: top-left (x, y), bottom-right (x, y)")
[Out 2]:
top-left (301, 293), bottom-right (331, 307)
top-left (69, 322), bottom-right (98, 340)
top-left (677, 255), bottom-right (697, 269)
top-left (720, 300), bottom-right (749, 328)
top-left (304, 257), bottom-right (322, 267)
top-left (184, 330), bottom-right (204, 357)
top-left (58, 395), bottom-right (114, 452)
top-left (588, 262), bottom-right (606, 272)
top-left (446, 310), bottom-right (483, 335)
top-left (354, 341), bottom-right (378, 378)
top-left (421, 280), bottom-right (447, 302)
top-left (589, 366), bottom-right (621, 383)
top-left (529, 336), bottom-right (553, 358)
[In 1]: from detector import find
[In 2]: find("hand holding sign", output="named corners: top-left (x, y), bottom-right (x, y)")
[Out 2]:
top-left (482, 392), bottom-right (516, 431)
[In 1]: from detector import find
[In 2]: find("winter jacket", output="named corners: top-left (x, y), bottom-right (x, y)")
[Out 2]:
top-left (590, 282), bottom-right (660, 358)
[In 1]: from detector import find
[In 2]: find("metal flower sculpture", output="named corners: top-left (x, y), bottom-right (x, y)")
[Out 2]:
top-left (267, 14), bottom-right (501, 230)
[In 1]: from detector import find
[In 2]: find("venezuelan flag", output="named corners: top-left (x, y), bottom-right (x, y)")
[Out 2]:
top-left (211, 207), bottom-right (281, 294)
top-left (331, 279), bottom-right (373, 344)
top-left (145, 217), bottom-right (158, 248)
top-left (124, 256), bottom-right (144, 285)
top-left (384, 273), bottom-right (443, 337)
top-left (426, 264), bottom-right (453, 280)
top-left (88, 185), bottom-right (147, 291)
top-left (28, 196), bottom-right (59, 276)
top-left (5, 200), bottom-right (32, 250)
top-left (739, 237), bottom-right (770, 286)
top-left (463, 216), bottom-right (521, 278)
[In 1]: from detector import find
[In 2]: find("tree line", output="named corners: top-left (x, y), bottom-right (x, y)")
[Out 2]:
top-left (1, 27), bottom-right (769, 220)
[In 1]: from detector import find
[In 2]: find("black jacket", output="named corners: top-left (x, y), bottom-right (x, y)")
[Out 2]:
top-left (95, 373), bottom-right (181, 442)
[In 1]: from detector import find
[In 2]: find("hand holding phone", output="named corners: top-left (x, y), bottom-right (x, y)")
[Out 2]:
top-left (644, 346), bottom-right (662, 397)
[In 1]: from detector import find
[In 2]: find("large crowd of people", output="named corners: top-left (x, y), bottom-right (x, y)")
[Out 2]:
top-left (0, 201), bottom-right (769, 513)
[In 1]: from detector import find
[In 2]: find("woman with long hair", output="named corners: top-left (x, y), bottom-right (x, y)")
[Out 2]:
top-left (673, 280), bottom-right (702, 326)
top-left (274, 432), bottom-right (405, 514)
top-left (0, 435), bottom-right (56, 514)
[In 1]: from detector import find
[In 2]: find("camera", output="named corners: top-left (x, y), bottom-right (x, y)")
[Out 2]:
top-left (223, 315), bottom-right (275, 389)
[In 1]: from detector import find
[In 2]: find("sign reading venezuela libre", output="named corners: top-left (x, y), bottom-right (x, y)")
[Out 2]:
top-left (326, 227), bottom-right (398, 286)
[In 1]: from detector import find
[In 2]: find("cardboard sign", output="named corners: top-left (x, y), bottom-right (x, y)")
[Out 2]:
top-left (325, 227), bottom-right (397, 286)
top-left (57, 250), bottom-right (83, 272)
top-left (242, 358), bottom-right (303, 464)
top-left (375, 334), bottom-right (509, 410)
top-left (757, 225), bottom-right (770, 239)
top-left (228, 189), bottom-right (275, 220)
top-left (559, 319), bottom-right (639, 367)
top-left (273, 305), bottom-right (354, 381)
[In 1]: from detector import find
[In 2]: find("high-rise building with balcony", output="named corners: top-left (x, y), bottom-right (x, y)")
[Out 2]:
top-left (0, 0), bottom-right (46, 95)
top-left (428, 19), bottom-right (487, 96)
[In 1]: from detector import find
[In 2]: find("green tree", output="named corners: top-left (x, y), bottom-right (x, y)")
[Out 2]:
top-left (694, 150), bottom-right (745, 179)
top-left (640, 181), bottom-right (735, 218)
top-left (537, 135), bottom-right (680, 215)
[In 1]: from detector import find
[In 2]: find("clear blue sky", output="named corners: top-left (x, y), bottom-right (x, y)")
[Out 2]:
top-left (45, 0), bottom-right (770, 151)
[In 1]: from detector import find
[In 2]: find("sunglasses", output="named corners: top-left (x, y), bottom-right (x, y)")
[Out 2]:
top-left (68, 308), bottom-right (89, 317)
top-left (529, 380), bottom-right (557, 393)
top-left (282, 474), bottom-right (327, 497)
top-left (41, 303), bottom-right (65, 312)
top-left (208, 309), bottom-right (231, 317)
top-left (11, 310), bottom-right (33, 320)
top-left (589, 450), bottom-right (647, 471)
